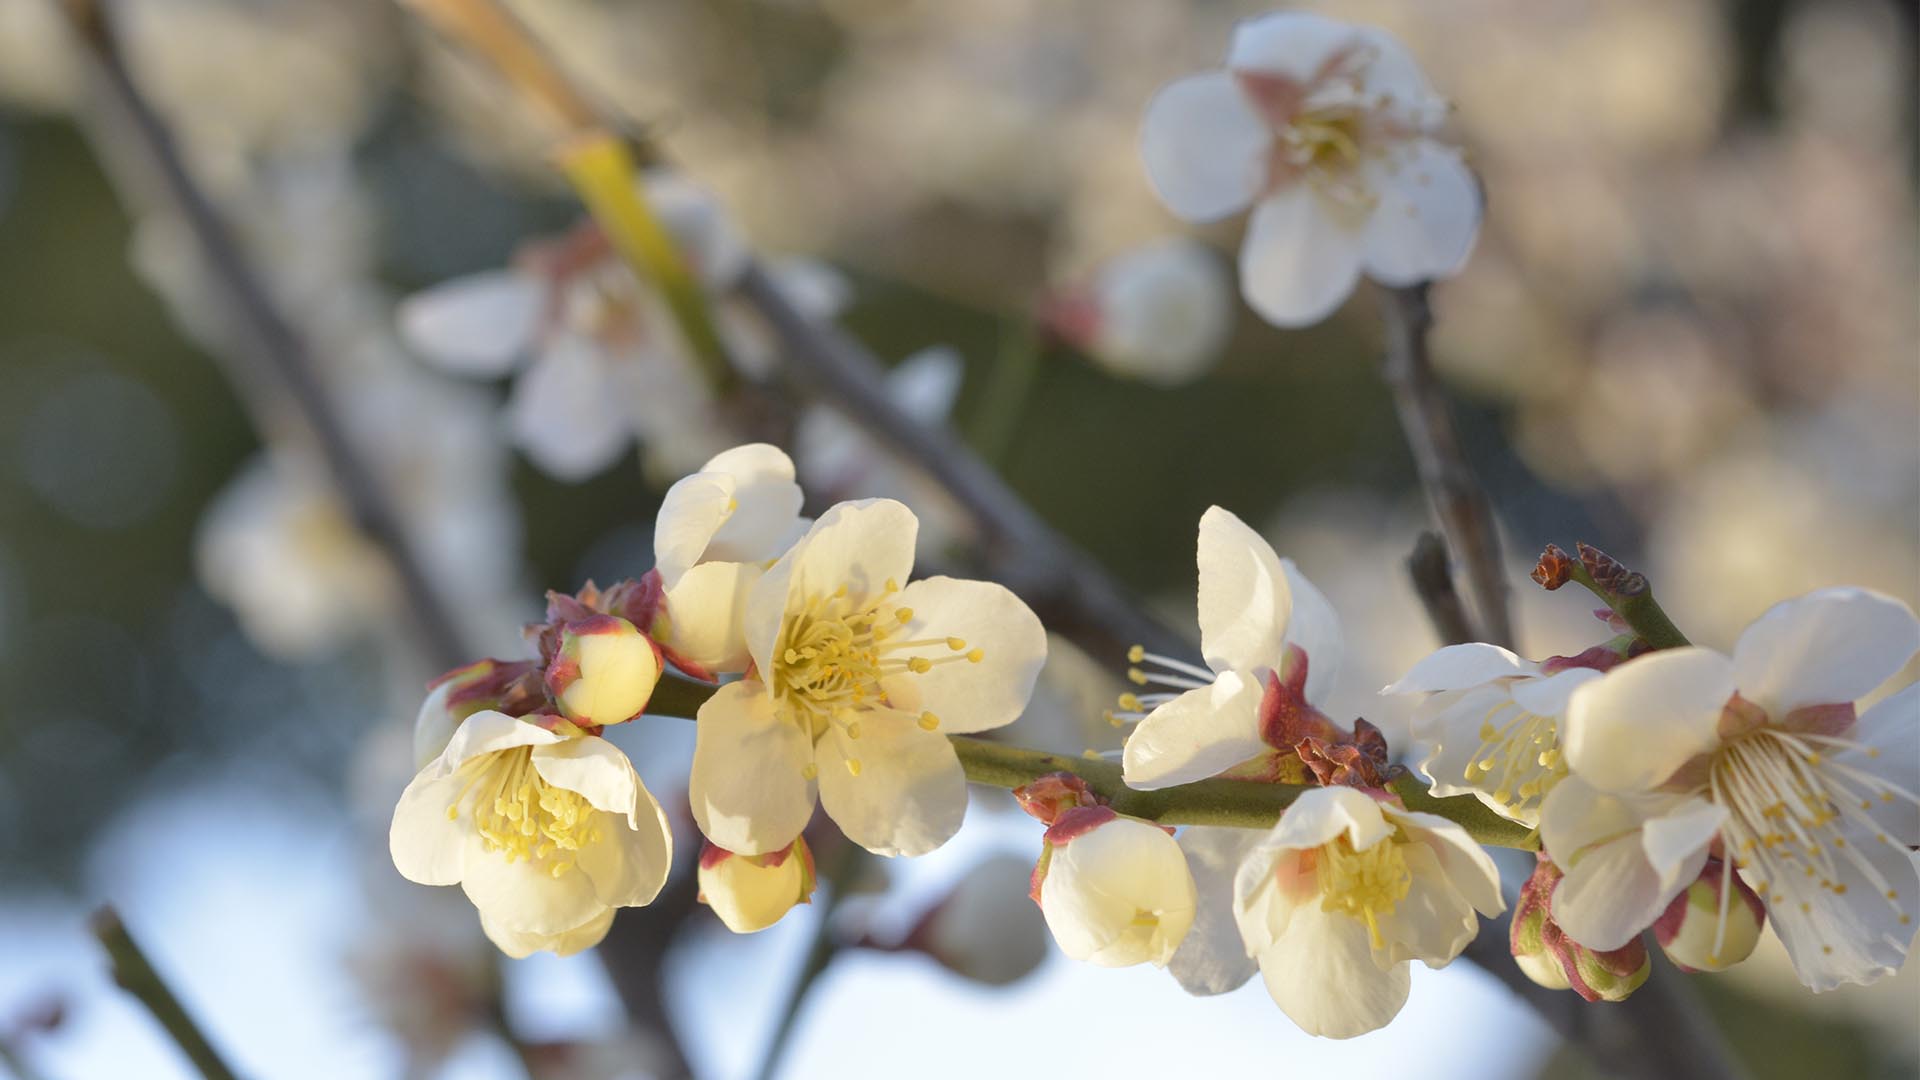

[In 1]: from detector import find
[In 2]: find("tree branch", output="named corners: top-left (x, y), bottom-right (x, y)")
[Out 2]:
top-left (1379, 284), bottom-right (1513, 649)
top-left (90, 908), bottom-right (238, 1080)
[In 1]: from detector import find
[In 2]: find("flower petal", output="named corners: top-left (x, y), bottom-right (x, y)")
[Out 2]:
top-left (1640, 798), bottom-right (1724, 895)
top-left (1256, 902), bottom-right (1412, 1039)
top-left (1764, 835), bottom-right (1918, 992)
top-left (1510, 667), bottom-right (1602, 716)
top-left (389, 769), bottom-right (471, 886)
top-left (507, 335), bottom-right (632, 482)
top-left (781, 499), bottom-right (920, 616)
top-left (1195, 505), bottom-right (1293, 676)
top-left (662, 560), bottom-right (763, 675)
top-left (532, 736), bottom-right (642, 825)
top-left (437, 711), bottom-right (562, 773)
top-left (1562, 647), bottom-right (1733, 793)
top-left (698, 443), bottom-right (805, 564)
top-left (1360, 140), bottom-right (1480, 286)
top-left (398, 270), bottom-right (542, 377)
top-left (1280, 558), bottom-right (1342, 706)
top-left (1120, 671), bottom-right (1265, 790)
top-left (460, 842), bottom-right (605, 936)
top-left (689, 681), bottom-right (817, 855)
top-left (1227, 12), bottom-right (1364, 81)
top-left (576, 793), bottom-right (673, 910)
top-left (1168, 827), bottom-right (1263, 995)
top-left (1139, 72), bottom-right (1268, 223)
top-left (654, 471), bottom-right (736, 587)
top-left (815, 710), bottom-right (967, 857)
top-left (1732, 588), bottom-right (1920, 715)
top-left (480, 907), bottom-right (615, 959)
top-left (1238, 186), bottom-right (1365, 328)
top-left (1540, 777), bottom-right (1683, 951)
top-left (1263, 785), bottom-right (1393, 855)
top-left (878, 577), bottom-right (1047, 734)
top-left (1844, 682), bottom-right (1920, 845)
top-left (1041, 817), bottom-right (1197, 968)
top-left (1372, 841), bottom-right (1479, 967)
top-left (1383, 643), bottom-right (1536, 695)
top-left (1384, 807), bottom-right (1505, 918)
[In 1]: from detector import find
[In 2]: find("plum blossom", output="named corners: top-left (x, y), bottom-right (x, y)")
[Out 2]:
top-left (1540, 588), bottom-right (1920, 991)
top-left (689, 499), bottom-right (1047, 857)
top-left (650, 444), bottom-right (808, 675)
top-left (1386, 643), bottom-right (1617, 827)
top-left (1140, 12), bottom-right (1479, 327)
top-left (1032, 808), bottom-right (1197, 968)
top-left (1234, 786), bottom-right (1504, 1038)
top-left (399, 171), bottom-right (846, 482)
top-left (1044, 240), bottom-right (1233, 385)
top-left (1120, 505), bottom-right (1345, 789)
top-left (390, 712), bottom-right (673, 957)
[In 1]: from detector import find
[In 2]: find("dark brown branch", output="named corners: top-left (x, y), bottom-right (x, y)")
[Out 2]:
top-left (1379, 284), bottom-right (1514, 649)
top-left (55, 0), bottom-right (468, 672)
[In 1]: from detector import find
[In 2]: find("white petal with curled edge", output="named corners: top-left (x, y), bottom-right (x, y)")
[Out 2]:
top-left (689, 681), bottom-right (817, 856)
top-left (508, 336), bottom-right (632, 482)
top-left (1383, 643), bottom-right (1536, 695)
top-left (1139, 72), bottom-right (1269, 223)
top-left (1731, 588), bottom-right (1920, 715)
top-left (878, 577), bottom-right (1046, 735)
top-left (460, 840), bottom-right (605, 937)
top-left (437, 711), bottom-right (563, 773)
top-left (531, 737), bottom-right (641, 826)
top-left (576, 798), bottom-right (673, 910)
top-left (1256, 903), bottom-right (1412, 1039)
top-left (1385, 807), bottom-right (1505, 919)
top-left (1361, 141), bottom-right (1481, 286)
top-left (1765, 836), bottom-right (1918, 992)
top-left (398, 270), bottom-right (543, 377)
top-left (1279, 558), bottom-right (1342, 706)
top-left (1371, 842), bottom-right (1478, 967)
top-left (1262, 786), bottom-right (1393, 856)
top-left (1539, 777), bottom-right (1678, 951)
top-left (1227, 11), bottom-right (1362, 81)
top-left (1239, 186), bottom-right (1366, 328)
top-left (1640, 798), bottom-right (1724, 895)
top-left (389, 769), bottom-right (472, 886)
top-left (662, 560), bottom-right (762, 675)
top-left (1510, 667), bottom-right (1602, 716)
top-left (815, 711), bottom-right (967, 857)
top-left (481, 907), bottom-right (615, 959)
top-left (1121, 671), bottom-right (1266, 790)
top-left (699, 443), bottom-right (805, 565)
top-left (1562, 647), bottom-right (1733, 793)
top-left (1195, 505), bottom-right (1292, 677)
top-left (1168, 827), bottom-right (1263, 995)
top-left (1843, 682), bottom-right (1920, 845)
top-left (654, 470), bottom-right (736, 587)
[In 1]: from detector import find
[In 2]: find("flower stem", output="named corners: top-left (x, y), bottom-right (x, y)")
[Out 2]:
top-left (1568, 553), bottom-right (1691, 651)
top-left (89, 908), bottom-right (238, 1080)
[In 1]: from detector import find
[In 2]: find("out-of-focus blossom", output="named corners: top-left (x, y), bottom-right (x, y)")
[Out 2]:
top-left (689, 499), bottom-right (1046, 857)
top-left (345, 876), bottom-right (497, 1075)
top-left (697, 838), bottom-right (816, 934)
top-left (391, 712), bottom-right (673, 958)
top-left (1140, 12), bottom-right (1477, 327)
top-left (1045, 240), bottom-right (1232, 385)
top-left (400, 173), bottom-right (846, 483)
top-left (1232, 786), bottom-right (1503, 1038)
top-left (650, 444), bottom-right (806, 675)
top-left (1032, 807), bottom-right (1196, 968)
top-left (1120, 505), bottom-right (1345, 789)
top-left (1542, 589), bottom-right (1920, 990)
top-left (1166, 826), bottom-right (1262, 996)
top-left (1386, 642), bottom-right (1622, 827)
top-left (884, 852), bottom-right (1049, 986)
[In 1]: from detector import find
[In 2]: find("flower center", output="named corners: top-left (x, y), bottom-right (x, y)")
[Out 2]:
top-left (1465, 695), bottom-right (1565, 819)
top-left (772, 582), bottom-right (980, 773)
top-left (1708, 728), bottom-right (1916, 956)
top-left (1316, 834), bottom-right (1411, 950)
top-left (451, 747), bottom-right (601, 878)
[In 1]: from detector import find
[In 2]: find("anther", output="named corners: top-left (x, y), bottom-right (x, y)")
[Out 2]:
top-left (918, 712), bottom-right (940, 731)
top-left (1127, 645), bottom-right (1146, 663)
top-left (846, 758), bottom-right (862, 777)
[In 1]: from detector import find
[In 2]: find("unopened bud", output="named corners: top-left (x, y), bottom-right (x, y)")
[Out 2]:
top-left (697, 839), bottom-right (815, 934)
top-left (1654, 858), bottom-right (1766, 972)
top-left (1512, 854), bottom-right (1650, 1002)
top-left (1034, 812), bottom-right (1195, 968)
top-left (546, 615), bottom-right (661, 726)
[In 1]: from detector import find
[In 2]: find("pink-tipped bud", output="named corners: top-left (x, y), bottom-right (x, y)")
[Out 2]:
top-left (697, 839), bottom-right (816, 934)
top-left (1512, 855), bottom-right (1651, 1002)
top-left (1031, 812), bottom-right (1195, 969)
top-left (545, 615), bottom-right (661, 727)
top-left (1654, 857), bottom-right (1766, 972)
top-left (1012, 772), bottom-right (1098, 826)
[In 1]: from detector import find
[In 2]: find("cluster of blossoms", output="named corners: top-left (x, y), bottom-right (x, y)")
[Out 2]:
top-left (378, 8), bottom-right (1918, 1049)
top-left (392, 444), bottom-right (1048, 953)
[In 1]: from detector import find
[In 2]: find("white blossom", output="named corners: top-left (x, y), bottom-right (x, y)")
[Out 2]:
top-left (1035, 811), bottom-right (1197, 968)
top-left (1047, 240), bottom-right (1233, 385)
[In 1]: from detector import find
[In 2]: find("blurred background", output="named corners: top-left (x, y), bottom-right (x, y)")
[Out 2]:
top-left (0, 0), bottom-right (1915, 1077)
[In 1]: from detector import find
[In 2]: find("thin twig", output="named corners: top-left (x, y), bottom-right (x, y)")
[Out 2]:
top-left (89, 908), bottom-right (239, 1080)
top-left (750, 840), bottom-right (864, 1080)
top-left (737, 264), bottom-right (1191, 667)
top-left (1379, 284), bottom-right (1513, 648)
top-left (1407, 530), bottom-right (1475, 646)
top-left (55, 0), bottom-right (468, 672)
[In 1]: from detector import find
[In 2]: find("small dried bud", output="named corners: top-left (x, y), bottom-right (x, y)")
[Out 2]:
top-left (1013, 772), bottom-right (1099, 826)
top-left (697, 838), bottom-right (816, 934)
top-left (1654, 858), bottom-right (1766, 973)
top-left (1531, 544), bottom-right (1574, 590)
top-left (1576, 542), bottom-right (1648, 598)
top-left (545, 615), bottom-right (662, 727)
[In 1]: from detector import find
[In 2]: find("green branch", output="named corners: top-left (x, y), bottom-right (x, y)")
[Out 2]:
top-left (90, 908), bottom-right (238, 1080)
top-left (1538, 543), bottom-right (1690, 651)
top-left (647, 673), bottom-right (1537, 849)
